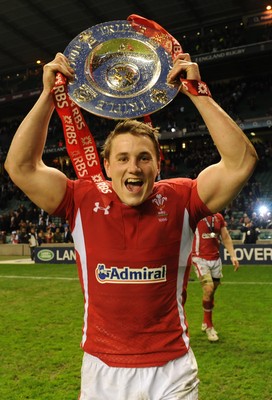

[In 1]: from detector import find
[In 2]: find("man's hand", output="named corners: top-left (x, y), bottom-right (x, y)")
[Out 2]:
top-left (167, 53), bottom-right (201, 90)
top-left (231, 257), bottom-right (240, 271)
top-left (42, 53), bottom-right (74, 94)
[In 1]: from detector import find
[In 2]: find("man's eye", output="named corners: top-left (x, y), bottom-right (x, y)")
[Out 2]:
top-left (118, 157), bottom-right (128, 162)
top-left (141, 155), bottom-right (151, 161)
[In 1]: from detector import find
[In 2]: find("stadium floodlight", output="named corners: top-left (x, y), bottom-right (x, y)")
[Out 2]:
top-left (258, 205), bottom-right (268, 216)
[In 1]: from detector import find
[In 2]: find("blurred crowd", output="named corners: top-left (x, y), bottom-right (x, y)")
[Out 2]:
top-left (1, 72), bottom-right (272, 158)
top-left (0, 158), bottom-right (271, 246)
top-left (0, 18), bottom-right (271, 246)
top-left (178, 19), bottom-right (272, 55)
top-left (1, 18), bottom-right (271, 97)
top-left (0, 204), bottom-right (73, 245)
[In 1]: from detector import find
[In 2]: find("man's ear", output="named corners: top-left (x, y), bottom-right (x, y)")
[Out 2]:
top-left (103, 159), bottom-right (111, 178)
top-left (157, 160), bottom-right (161, 175)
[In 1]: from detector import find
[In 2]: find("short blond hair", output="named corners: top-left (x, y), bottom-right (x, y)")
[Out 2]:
top-left (101, 119), bottom-right (161, 161)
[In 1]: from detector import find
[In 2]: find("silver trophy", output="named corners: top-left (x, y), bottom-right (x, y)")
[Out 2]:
top-left (64, 20), bottom-right (178, 119)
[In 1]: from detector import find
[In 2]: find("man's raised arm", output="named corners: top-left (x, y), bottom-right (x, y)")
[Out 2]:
top-left (5, 53), bottom-right (75, 214)
top-left (168, 53), bottom-right (258, 213)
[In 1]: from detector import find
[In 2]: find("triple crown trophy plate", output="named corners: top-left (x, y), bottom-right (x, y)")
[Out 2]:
top-left (64, 20), bottom-right (179, 119)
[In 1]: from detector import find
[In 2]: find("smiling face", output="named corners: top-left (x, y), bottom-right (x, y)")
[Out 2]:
top-left (104, 133), bottom-right (161, 206)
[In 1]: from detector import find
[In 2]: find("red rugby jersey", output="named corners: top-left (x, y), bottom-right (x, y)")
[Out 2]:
top-left (53, 177), bottom-right (210, 367)
top-left (191, 213), bottom-right (226, 260)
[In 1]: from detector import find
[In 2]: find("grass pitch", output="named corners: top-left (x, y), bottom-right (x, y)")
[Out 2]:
top-left (0, 261), bottom-right (271, 400)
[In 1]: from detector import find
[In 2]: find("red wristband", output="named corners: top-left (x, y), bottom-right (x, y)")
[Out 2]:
top-left (180, 79), bottom-right (212, 97)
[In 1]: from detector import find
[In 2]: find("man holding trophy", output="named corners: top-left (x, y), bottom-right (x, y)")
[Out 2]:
top-left (5, 15), bottom-right (257, 400)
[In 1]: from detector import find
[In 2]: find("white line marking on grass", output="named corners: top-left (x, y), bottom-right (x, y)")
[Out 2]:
top-left (0, 275), bottom-right (78, 281)
top-left (0, 259), bottom-right (34, 264)
top-left (223, 281), bottom-right (272, 285)
top-left (189, 281), bottom-right (272, 285)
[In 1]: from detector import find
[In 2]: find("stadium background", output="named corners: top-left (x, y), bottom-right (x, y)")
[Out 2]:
top-left (0, 2), bottom-right (271, 400)
top-left (0, 0), bottom-right (271, 252)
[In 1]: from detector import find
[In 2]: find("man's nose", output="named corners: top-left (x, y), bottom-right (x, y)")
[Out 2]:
top-left (127, 158), bottom-right (141, 173)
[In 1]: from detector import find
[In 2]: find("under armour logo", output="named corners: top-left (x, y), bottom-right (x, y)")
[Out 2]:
top-left (93, 202), bottom-right (110, 215)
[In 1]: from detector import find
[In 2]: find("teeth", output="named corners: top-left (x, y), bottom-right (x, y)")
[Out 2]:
top-left (127, 178), bottom-right (142, 183)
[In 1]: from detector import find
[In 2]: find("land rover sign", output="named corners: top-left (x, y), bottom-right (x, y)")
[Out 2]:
top-left (35, 247), bottom-right (76, 264)
top-left (36, 249), bottom-right (55, 262)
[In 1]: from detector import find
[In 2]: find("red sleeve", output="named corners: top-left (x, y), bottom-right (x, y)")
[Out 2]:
top-left (217, 212), bottom-right (227, 228)
top-left (190, 179), bottom-right (212, 224)
top-left (179, 178), bottom-right (212, 231)
top-left (51, 179), bottom-right (75, 221)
